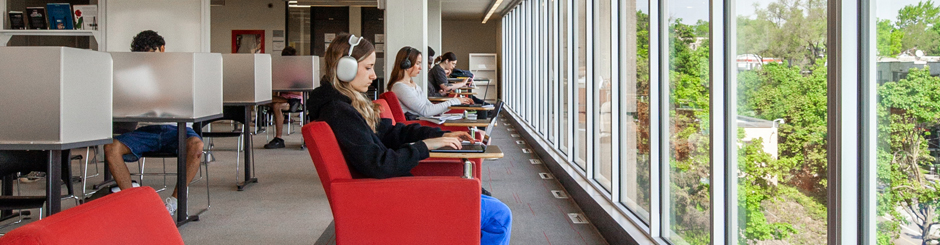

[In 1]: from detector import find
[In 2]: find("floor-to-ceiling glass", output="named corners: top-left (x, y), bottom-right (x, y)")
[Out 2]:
top-left (575, 0), bottom-right (589, 170)
top-left (595, 0), bottom-right (614, 191)
top-left (874, 0), bottom-right (940, 244)
top-left (666, 0), bottom-right (711, 243)
top-left (734, 0), bottom-right (829, 243)
top-left (561, 0), bottom-right (572, 156)
top-left (621, 0), bottom-right (651, 223)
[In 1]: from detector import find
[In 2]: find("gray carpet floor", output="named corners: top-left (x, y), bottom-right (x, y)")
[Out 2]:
top-left (1, 117), bottom-right (607, 244)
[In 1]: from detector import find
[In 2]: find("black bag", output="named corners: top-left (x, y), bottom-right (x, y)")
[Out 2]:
top-left (449, 69), bottom-right (474, 78)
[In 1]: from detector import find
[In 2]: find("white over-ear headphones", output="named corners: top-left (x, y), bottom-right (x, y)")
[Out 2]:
top-left (336, 35), bottom-right (364, 82)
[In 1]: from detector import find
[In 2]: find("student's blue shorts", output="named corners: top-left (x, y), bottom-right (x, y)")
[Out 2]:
top-left (114, 125), bottom-right (201, 162)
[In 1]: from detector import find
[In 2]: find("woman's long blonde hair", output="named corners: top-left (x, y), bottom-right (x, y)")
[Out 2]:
top-left (324, 33), bottom-right (381, 132)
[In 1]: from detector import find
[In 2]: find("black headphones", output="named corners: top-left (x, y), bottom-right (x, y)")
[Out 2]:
top-left (399, 47), bottom-right (416, 70)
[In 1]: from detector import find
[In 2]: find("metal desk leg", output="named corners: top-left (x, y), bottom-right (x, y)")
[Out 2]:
top-left (462, 158), bottom-right (474, 179)
top-left (2, 174), bottom-right (12, 217)
top-left (45, 150), bottom-right (65, 216)
top-left (176, 122), bottom-right (193, 226)
top-left (238, 105), bottom-right (259, 191)
top-left (300, 91), bottom-right (309, 149)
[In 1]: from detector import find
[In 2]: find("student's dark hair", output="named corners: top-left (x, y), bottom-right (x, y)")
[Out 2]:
top-left (130, 30), bottom-right (165, 52)
top-left (434, 52), bottom-right (457, 64)
top-left (281, 46), bottom-right (297, 56)
top-left (387, 46), bottom-right (422, 91)
top-left (427, 46), bottom-right (435, 58)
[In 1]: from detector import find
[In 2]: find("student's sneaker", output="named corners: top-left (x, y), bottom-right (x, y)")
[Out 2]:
top-left (165, 196), bottom-right (178, 214)
top-left (18, 171), bottom-right (45, 183)
top-left (109, 181), bottom-right (141, 193)
top-left (264, 137), bottom-right (286, 149)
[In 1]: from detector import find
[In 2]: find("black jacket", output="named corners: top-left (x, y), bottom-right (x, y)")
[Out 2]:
top-left (307, 80), bottom-right (447, 179)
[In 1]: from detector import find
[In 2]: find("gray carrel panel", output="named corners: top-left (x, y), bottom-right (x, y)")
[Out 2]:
top-left (111, 52), bottom-right (223, 119)
top-left (0, 47), bottom-right (113, 145)
top-left (221, 54), bottom-right (273, 104)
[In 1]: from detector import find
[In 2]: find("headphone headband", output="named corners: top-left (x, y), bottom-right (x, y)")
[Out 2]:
top-left (347, 35), bottom-right (363, 57)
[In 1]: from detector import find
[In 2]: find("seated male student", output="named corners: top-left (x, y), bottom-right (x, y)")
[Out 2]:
top-left (263, 46), bottom-right (304, 149)
top-left (103, 30), bottom-right (204, 214)
top-left (429, 52), bottom-right (486, 105)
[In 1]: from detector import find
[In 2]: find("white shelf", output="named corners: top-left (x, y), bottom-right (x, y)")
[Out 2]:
top-left (0, 30), bottom-right (101, 47)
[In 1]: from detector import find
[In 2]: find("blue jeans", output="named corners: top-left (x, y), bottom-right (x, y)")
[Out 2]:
top-left (482, 195), bottom-right (512, 245)
top-left (113, 125), bottom-right (200, 162)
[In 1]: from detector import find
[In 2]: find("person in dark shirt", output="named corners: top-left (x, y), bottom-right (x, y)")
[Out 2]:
top-left (307, 33), bottom-right (512, 245)
top-left (429, 52), bottom-right (486, 104)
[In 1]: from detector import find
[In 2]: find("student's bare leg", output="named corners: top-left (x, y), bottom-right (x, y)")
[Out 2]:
top-left (270, 96), bottom-right (288, 138)
top-left (104, 141), bottom-right (135, 190)
top-left (171, 137), bottom-right (204, 199)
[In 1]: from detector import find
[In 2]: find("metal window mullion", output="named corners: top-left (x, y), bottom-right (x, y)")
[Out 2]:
top-left (566, 0), bottom-right (575, 160)
top-left (827, 0), bottom-right (861, 242)
top-left (655, 0), bottom-right (669, 239)
top-left (585, 0), bottom-right (596, 180)
top-left (609, 0), bottom-right (621, 202)
top-left (861, 0), bottom-right (876, 242)
top-left (710, 0), bottom-right (731, 242)
top-left (552, 0), bottom-right (560, 146)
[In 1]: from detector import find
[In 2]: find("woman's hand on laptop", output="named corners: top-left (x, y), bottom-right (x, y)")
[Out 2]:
top-left (458, 97), bottom-right (473, 104)
top-left (423, 137), bottom-right (462, 150)
top-left (442, 131), bottom-right (474, 142)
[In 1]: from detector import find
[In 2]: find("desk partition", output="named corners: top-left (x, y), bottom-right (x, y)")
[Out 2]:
top-left (221, 54), bottom-right (273, 103)
top-left (111, 52), bottom-right (223, 119)
top-left (271, 55), bottom-right (320, 90)
top-left (0, 47), bottom-right (112, 145)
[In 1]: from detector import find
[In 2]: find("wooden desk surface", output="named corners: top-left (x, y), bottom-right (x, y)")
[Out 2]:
top-left (451, 92), bottom-right (475, 95)
top-left (443, 119), bottom-right (490, 127)
top-left (449, 105), bottom-right (495, 111)
top-left (429, 97), bottom-right (452, 102)
top-left (429, 145), bottom-right (503, 159)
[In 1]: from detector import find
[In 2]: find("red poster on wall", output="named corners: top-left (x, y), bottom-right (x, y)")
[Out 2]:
top-left (232, 30), bottom-right (265, 53)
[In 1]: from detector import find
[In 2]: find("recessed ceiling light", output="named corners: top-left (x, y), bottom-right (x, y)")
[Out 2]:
top-left (482, 0), bottom-right (504, 24)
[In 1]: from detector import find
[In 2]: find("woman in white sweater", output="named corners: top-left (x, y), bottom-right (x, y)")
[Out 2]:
top-left (387, 46), bottom-right (471, 118)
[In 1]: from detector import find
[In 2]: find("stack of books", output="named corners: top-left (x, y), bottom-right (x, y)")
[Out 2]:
top-left (6, 4), bottom-right (97, 30)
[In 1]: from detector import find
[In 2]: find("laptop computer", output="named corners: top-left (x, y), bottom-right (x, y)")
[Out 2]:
top-left (459, 82), bottom-right (491, 108)
top-left (430, 142), bottom-right (487, 153)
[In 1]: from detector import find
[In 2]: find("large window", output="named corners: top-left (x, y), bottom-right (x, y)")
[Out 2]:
top-left (561, 0), bottom-right (571, 155)
top-left (575, 0), bottom-right (589, 170)
top-left (595, 0), bottom-right (614, 191)
top-left (499, 0), bottom-right (888, 242)
top-left (734, 0), bottom-right (829, 243)
top-left (665, 0), bottom-right (711, 243)
top-left (621, 0), bottom-right (651, 223)
top-left (874, 1), bottom-right (940, 244)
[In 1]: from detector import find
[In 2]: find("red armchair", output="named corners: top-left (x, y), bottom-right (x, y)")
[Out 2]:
top-left (378, 92), bottom-right (468, 132)
top-left (302, 122), bottom-right (481, 244)
top-left (0, 187), bottom-right (182, 245)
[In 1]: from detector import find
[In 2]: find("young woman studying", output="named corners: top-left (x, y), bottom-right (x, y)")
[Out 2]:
top-left (306, 33), bottom-right (512, 245)
top-left (429, 52), bottom-right (486, 105)
top-left (387, 46), bottom-right (472, 118)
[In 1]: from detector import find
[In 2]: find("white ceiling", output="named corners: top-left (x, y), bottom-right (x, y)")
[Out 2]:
top-left (293, 0), bottom-right (513, 21)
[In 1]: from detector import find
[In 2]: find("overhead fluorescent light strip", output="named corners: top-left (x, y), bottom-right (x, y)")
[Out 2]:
top-left (481, 0), bottom-right (504, 24)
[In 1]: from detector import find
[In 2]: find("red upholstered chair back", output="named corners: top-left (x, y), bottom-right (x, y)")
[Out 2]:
top-left (379, 92), bottom-right (408, 123)
top-left (373, 99), bottom-right (396, 124)
top-left (302, 122), bottom-right (353, 203)
top-left (0, 187), bottom-right (183, 245)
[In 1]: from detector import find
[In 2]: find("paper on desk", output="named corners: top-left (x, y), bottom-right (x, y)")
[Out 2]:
top-left (419, 114), bottom-right (463, 124)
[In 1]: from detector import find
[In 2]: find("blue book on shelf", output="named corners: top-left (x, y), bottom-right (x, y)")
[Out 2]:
top-left (46, 3), bottom-right (73, 30)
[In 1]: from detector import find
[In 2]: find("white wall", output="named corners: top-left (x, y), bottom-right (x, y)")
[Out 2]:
top-left (106, 0), bottom-right (210, 52)
top-left (428, 0), bottom-right (441, 56)
top-left (442, 20), bottom-right (499, 70)
top-left (210, 0), bottom-right (285, 55)
top-left (385, 0), bottom-right (427, 87)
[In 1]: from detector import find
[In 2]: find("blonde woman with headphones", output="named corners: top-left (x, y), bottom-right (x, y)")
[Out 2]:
top-left (387, 46), bottom-right (472, 119)
top-left (306, 33), bottom-right (512, 244)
